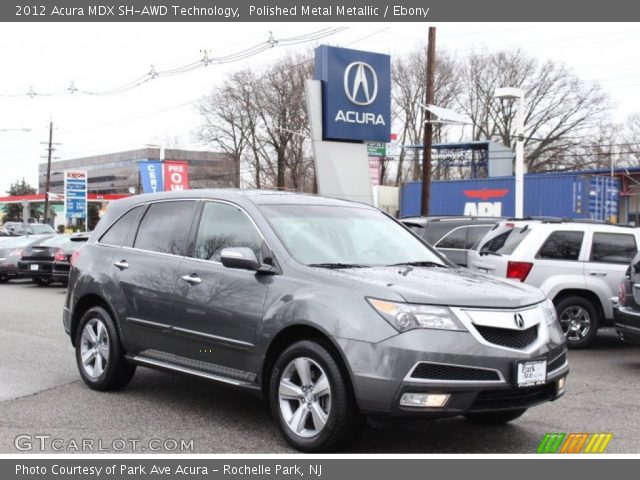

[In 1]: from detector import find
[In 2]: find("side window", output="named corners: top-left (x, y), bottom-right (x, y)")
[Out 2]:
top-left (193, 202), bottom-right (262, 262)
top-left (436, 227), bottom-right (468, 249)
top-left (590, 232), bottom-right (637, 264)
top-left (134, 201), bottom-right (197, 255)
top-left (466, 226), bottom-right (491, 250)
top-left (536, 231), bottom-right (584, 261)
top-left (99, 206), bottom-right (143, 247)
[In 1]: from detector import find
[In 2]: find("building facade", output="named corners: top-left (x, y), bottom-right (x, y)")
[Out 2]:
top-left (38, 148), bottom-right (237, 195)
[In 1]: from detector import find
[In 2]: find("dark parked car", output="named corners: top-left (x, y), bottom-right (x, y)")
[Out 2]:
top-left (52, 235), bottom-right (89, 285)
top-left (401, 216), bottom-right (502, 267)
top-left (64, 190), bottom-right (568, 452)
top-left (614, 253), bottom-right (640, 344)
top-left (2, 222), bottom-right (56, 237)
top-left (17, 234), bottom-right (71, 286)
top-left (0, 236), bottom-right (54, 282)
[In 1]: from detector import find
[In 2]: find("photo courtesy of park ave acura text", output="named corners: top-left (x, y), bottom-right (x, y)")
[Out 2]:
top-left (1, 0), bottom-right (640, 468)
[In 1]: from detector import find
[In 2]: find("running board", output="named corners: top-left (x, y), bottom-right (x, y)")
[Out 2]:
top-left (129, 354), bottom-right (256, 388)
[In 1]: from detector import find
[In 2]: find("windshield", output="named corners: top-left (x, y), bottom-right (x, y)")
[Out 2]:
top-left (29, 224), bottom-right (55, 234)
top-left (477, 223), bottom-right (531, 255)
top-left (260, 204), bottom-right (447, 267)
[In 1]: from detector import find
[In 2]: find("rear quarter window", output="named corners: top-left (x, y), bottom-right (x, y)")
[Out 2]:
top-left (478, 225), bottom-right (531, 255)
top-left (590, 232), bottom-right (637, 264)
top-left (536, 231), bottom-right (584, 261)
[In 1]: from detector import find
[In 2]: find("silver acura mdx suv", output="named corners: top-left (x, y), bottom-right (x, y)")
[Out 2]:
top-left (63, 190), bottom-right (568, 452)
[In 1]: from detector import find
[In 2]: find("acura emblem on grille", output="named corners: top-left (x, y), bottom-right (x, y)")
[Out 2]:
top-left (514, 313), bottom-right (525, 329)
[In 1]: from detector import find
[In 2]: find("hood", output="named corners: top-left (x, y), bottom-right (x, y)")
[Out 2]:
top-left (328, 265), bottom-right (545, 309)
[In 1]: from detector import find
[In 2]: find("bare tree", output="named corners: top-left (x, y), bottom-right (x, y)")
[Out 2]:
top-left (458, 49), bottom-right (611, 172)
top-left (391, 48), bottom-right (462, 185)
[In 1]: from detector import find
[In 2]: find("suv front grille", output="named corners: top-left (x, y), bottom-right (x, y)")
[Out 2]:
top-left (474, 324), bottom-right (538, 349)
top-left (410, 362), bottom-right (501, 382)
top-left (471, 384), bottom-right (556, 411)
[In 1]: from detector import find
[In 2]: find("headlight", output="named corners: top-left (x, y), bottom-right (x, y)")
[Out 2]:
top-left (367, 298), bottom-right (466, 332)
top-left (543, 298), bottom-right (558, 326)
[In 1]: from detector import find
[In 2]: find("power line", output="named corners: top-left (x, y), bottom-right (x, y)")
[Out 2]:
top-left (0, 27), bottom-right (347, 99)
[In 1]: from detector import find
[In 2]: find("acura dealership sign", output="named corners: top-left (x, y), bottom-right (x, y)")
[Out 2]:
top-left (315, 45), bottom-right (391, 142)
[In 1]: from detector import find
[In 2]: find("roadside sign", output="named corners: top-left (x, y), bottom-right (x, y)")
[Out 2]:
top-left (64, 169), bottom-right (87, 221)
top-left (163, 161), bottom-right (189, 191)
top-left (367, 143), bottom-right (386, 157)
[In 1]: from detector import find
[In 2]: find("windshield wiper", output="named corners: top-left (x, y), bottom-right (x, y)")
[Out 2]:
top-left (479, 250), bottom-right (502, 257)
top-left (387, 261), bottom-right (445, 268)
top-left (307, 263), bottom-right (369, 269)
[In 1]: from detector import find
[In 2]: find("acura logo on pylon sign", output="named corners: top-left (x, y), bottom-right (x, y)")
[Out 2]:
top-left (344, 62), bottom-right (378, 106)
top-left (514, 313), bottom-right (525, 329)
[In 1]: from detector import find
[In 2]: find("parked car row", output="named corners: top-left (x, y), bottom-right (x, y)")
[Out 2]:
top-left (400, 214), bottom-right (640, 349)
top-left (0, 233), bottom-right (87, 285)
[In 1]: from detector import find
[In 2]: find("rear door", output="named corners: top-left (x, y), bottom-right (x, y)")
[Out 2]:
top-left (111, 200), bottom-right (198, 354)
top-left (433, 226), bottom-right (469, 266)
top-left (526, 229), bottom-right (586, 290)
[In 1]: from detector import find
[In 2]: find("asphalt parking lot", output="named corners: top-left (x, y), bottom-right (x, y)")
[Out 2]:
top-left (1, 279), bottom-right (639, 454)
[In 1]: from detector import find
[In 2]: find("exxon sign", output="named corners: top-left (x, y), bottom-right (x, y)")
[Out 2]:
top-left (315, 45), bottom-right (391, 142)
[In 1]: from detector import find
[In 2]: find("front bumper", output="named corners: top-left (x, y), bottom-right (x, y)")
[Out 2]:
top-left (337, 326), bottom-right (568, 417)
top-left (613, 304), bottom-right (640, 344)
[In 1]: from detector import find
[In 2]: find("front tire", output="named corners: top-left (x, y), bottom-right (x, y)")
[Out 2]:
top-left (556, 296), bottom-right (600, 349)
top-left (269, 340), bottom-right (361, 452)
top-left (465, 408), bottom-right (527, 424)
top-left (74, 306), bottom-right (136, 391)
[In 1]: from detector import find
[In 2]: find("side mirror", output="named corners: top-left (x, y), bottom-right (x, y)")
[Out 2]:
top-left (220, 247), bottom-right (260, 271)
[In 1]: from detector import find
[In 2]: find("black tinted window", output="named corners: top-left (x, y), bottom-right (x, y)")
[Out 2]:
top-left (99, 206), bottom-right (143, 247)
top-left (590, 233), bottom-right (637, 264)
top-left (436, 227), bottom-right (467, 249)
top-left (193, 202), bottom-right (262, 262)
top-left (479, 226), bottom-right (530, 255)
top-left (537, 231), bottom-right (584, 261)
top-left (134, 201), bottom-right (197, 255)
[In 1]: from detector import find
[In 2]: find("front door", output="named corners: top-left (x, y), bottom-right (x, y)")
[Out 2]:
top-left (173, 201), bottom-right (269, 379)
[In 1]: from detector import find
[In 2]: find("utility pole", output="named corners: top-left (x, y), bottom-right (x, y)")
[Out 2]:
top-left (41, 120), bottom-right (58, 225)
top-left (421, 27), bottom-right (436, 216)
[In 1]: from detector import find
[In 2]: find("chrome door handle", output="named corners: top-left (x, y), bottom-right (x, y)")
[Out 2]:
top-left (113, 260), bottom-right (129, 270)
top-left (589, 271), bottom-right (608, 277)
top-left (181, 274), bottom-right (202, 285)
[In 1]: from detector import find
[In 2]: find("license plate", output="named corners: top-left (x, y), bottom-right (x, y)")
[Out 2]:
top-left (30, 264), bottom-right (39, 271)
top-left (517, 360), bottom-right (547, 387)
top-left (476, 267), bottom-right (489, 274)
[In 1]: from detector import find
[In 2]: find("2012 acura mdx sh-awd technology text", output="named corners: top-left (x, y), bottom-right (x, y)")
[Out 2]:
top-left (63, 190), bottom-right (568, 452)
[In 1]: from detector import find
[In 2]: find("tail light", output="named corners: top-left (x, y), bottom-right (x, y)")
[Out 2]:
top-left (619, 283), bottom-right (626, 304)
top-left (506, 261), bottom-right (533, 282)
top-left (54, 248), bottom-right (66, 262)
top-left (9, 249), bottom-right (23, 257)
top-left (70, 250), bottom-right (80, 267)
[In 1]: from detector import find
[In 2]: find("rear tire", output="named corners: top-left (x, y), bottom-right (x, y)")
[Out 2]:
top-left (465, 408), bottom-right (527, 424)
top-left (269, 340), bottom-right (362, 452)
top-left (556, 296), bottom-right (600, 349)
top-left (74, 306), bottom-right (136, 391)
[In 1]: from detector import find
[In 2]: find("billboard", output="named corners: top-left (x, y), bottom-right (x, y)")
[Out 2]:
top-left (163, 161), bottom-right (189, 191)
top-left (139, 161), bottom-right (164, 193)
top-left (314, 45), bottom-right (391, 142)
top-left (63, 169), bottom-right (87, 221)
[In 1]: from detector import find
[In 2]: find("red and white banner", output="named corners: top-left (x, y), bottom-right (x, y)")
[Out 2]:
top-left (163, 161), bottom-right (189, 191)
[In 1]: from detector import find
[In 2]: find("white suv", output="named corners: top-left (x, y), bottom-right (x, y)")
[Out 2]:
top-left (468, 219), bottom-right (640, 348)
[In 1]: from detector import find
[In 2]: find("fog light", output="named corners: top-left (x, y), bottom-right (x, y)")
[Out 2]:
top-left (558, 377), bottom-right (566, 392)
top-left (400, 393), bottom-right (450, 408)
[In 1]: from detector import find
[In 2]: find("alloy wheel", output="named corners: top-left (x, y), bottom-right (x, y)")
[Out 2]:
top-left (278, 357), bottom-right (332, 438)
top-left (559, 305), bottom-right (591, 341)
top-left (80, 318), bottom-right (110, 378)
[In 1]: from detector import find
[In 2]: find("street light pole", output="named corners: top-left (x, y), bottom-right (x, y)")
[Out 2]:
top-left (494, 87), bottom-right (525, 218)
